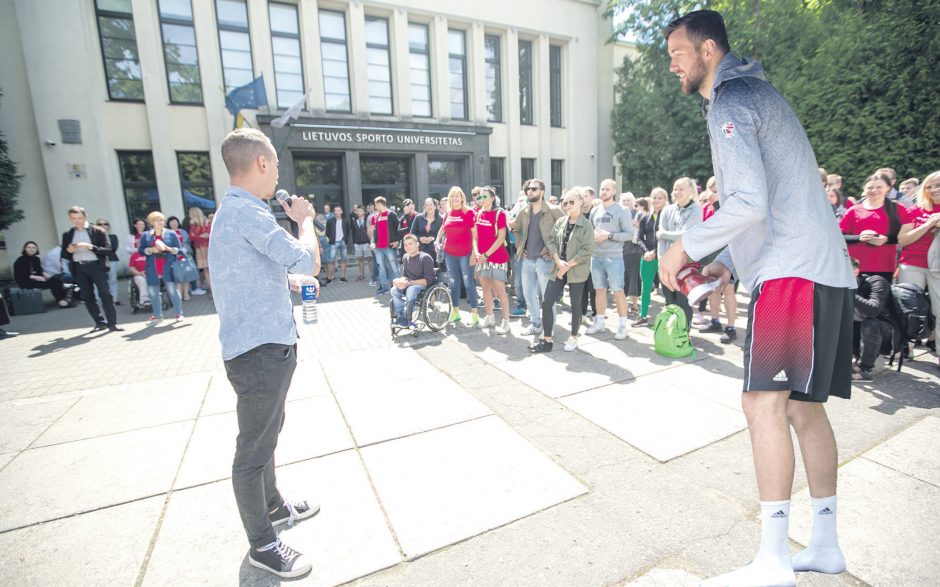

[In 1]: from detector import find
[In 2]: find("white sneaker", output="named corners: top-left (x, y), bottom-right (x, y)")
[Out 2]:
top-left (563, 337), bottom-right (578, 352)
top-left (495, 319), bottom-right (510, 335)
top-left (482, 315), bottom-right (496, 328)
top-left (615, 322), bottom-right (629, 340)
top-left (191, 288), bottom-right (207, 295)
top-left (585, 318), bottom-right (606, 335)
top-left (523, 324), bottom-right (542, 335)
top-left (692, 312), bottom-right (708, 326)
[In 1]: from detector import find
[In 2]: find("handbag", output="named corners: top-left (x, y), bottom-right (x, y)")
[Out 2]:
top-left (172, 253), bottom-right (199, 283)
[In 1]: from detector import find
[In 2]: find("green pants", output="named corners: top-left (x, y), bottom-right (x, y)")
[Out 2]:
top-left (640, 257), bottom-right (659, 318)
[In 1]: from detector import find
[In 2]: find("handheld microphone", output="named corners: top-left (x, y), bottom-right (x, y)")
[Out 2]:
top-left (275, 189), bottom-right (291, 206)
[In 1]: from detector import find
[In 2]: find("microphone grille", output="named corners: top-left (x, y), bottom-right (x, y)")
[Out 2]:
top-left (275, 189), bottom-right (290, 202)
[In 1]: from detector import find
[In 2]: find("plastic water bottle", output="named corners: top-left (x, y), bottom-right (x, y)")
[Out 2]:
top-left (301, 278), bottom-right (318, 325)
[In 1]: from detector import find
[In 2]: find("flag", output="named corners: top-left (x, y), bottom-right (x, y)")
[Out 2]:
top-left (271, 89), bottom-right (313, 128)
top-left (234, 112), bottom-right (247, 129)
top-left (225, 75), bottom-right (267, 116)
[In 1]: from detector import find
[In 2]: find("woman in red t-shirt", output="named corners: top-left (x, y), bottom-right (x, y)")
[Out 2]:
top-left (436, 186), bottom-right (479, 326)
top-left (839, 173), bottom-right (901, 281)
top-left (188, 207), bottom-right (212, 294)
top-left (898, 170), bottom-right (940, 354)
top-left (472, 186), bottom-right (511, 334)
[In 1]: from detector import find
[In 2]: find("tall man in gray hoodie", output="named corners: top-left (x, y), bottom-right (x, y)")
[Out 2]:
top-left (659, 10), bottom-right (855, 587)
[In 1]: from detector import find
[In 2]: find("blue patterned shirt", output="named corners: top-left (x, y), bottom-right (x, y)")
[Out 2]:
top-left (209, 186), bottom-right (317, 360)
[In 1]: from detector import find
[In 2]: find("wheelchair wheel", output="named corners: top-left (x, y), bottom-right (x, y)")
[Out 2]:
top-left (129, 282), bottom-right (140, 314)
top-left (422, 283), bottom-right (452, 332)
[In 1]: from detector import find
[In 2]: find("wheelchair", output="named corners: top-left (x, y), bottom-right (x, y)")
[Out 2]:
top-left (129, 278), bottom-right (171, 314)
top-left (389, 280), bottom-right (452, 337)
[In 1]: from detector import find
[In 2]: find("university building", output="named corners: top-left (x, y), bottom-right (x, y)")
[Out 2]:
top-left (0, 0), bottom-right (636, 275)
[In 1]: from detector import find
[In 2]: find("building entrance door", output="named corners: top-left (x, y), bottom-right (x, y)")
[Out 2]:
top-left (360, 156), bottom-right (411, 210)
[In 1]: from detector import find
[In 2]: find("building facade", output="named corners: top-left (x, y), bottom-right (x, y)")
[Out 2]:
top-left (0, 0), bottom-right (631, 275)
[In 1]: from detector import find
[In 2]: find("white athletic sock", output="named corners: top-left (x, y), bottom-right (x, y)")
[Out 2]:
top-left (701, 500), bottom-right (796, 587)
top-left (619, 316), bottom-right (628, 326)
top-left (792, 495), bottom-right (845, 574)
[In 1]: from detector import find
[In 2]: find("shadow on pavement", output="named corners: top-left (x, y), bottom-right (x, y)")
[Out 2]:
top-left (121, 321), bottom-right (194, 341)
top-left (28, 330), bottom-right (111, 357)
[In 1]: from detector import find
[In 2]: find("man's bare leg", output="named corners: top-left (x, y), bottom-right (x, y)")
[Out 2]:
top-left (703, 390), bottom-right (796, 587)
top-left (788, 401), bottom-right (845, 574)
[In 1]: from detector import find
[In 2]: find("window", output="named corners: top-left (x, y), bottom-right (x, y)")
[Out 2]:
top-left (365, 17), bottom-right (392, 115)
top-left (408, 23), bottom-right (432, 117)
top-left (521, 158), bottom-right (536, 182)
top-left (551, 159), bottom-right (563, 196)
top-left (95, 0), bottom-right (144, 101)
top-left (550, 45), bottom-right (562, 127)
top-left (484, 35), bottom-right (501, 122)
top-left (117, 151), bottom-right (159, 227)
top-left (447, 29), bottom-right (467, 120)
top-left (269, 3), bottom-right (304, 108)
top-left (177, 152), bottom-right (216, 213)
top-left (319, 10), bottom-right (351, 113)
top-left (428, 157), bottom-right (469, 200)
top-left (216, 0), bottom-right (253, 93)
top-left (158, 0), bottom-right (202, 104)
top-left (489, 157), bottom-right (505, 202)
top-left (361, 157), bottom-right (411, 209)
top-left (518, 39), bottom-right (533, 125)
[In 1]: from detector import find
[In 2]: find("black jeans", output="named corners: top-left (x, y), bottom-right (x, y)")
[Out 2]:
top-left (73, 261), bottom-right (116, 326)
top-left (224, 343), bottom-right (297, 549)
top-left (662, 286), bottom-right (692, 324)
top-left (22, 275), bottom-right (68, 302)
top-left (543, 277), bottom-right (586, 339)
top-left (580, 273), bottom-right (596, 318)
top-left (857, 319), bottom-right (893, 371)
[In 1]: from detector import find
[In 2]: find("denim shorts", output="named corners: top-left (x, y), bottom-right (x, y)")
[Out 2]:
top-left (319, 237), bottom-right (334, 262)
top-left (590, 256), bottom-right (625, 291)
top-left (330, 243), bottom-right (348, 261)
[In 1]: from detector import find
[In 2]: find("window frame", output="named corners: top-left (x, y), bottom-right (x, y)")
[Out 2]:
top-left (484, 34), bottom-right (502, 123)
top-left (489, 157), bottom-right (506, 201)
top-left (364, 15), bottom-right (393, 116)
top-left (268, 1), bottom-right (305, 109)
top-left (551, 159), bottom-right (563, 196)
top-left (215, 0), bottom-right (255, 95)
top-left (518, 39), bottom-right (533, 125)
top-left (521, 158), bottom-right (536, 183)
top-left (549, 44), bottom-right (562, 128)
top-left (157, 0), bottom-right (203, 105)
top-left (408, 22), bottom-right (432, 118)
top-left (447, 29), bottom-right (468, 121)
top-left (116, 150), bottom-right (159, 229)
top-left (94, 0), bottom-right (145, 102)
top-left (319, 9), bottom-right (352, 114)
top-left (175, 151), bottom-right (216, 213)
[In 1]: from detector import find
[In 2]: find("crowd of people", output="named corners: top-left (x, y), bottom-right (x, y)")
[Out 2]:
top-left (6, 204), bottom-right (214, 334)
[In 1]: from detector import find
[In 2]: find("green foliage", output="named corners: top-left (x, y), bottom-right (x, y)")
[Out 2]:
top-left (0, 91), bottom-right (25, 232)
top-left (608, 0), bottom-right (940, 197)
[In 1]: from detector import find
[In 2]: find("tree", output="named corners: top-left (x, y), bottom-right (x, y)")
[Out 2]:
top-left (0, 90), bottom-right (25, 232)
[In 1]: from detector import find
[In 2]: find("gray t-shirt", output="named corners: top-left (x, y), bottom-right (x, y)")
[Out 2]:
top-left (71, 228), bottom-right (97, 262)
top-left (524, 210), bottom-right (545, 260)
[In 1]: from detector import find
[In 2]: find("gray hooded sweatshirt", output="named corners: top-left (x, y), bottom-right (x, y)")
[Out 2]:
top-left (682, 53), bottom-right (855, 293)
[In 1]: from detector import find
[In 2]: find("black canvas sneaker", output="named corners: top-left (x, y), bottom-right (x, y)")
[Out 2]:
top-left (249, 538), bottom-right (311, 579)
top-left (269, 500), bottom-right (320, 527)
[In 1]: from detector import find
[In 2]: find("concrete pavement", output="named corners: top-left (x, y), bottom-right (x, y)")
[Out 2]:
top-left (0, 277), bottom-right (937, 586)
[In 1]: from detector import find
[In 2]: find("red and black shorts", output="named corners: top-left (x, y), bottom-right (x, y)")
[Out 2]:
top-left (743, 277), bottom-right (853, 402)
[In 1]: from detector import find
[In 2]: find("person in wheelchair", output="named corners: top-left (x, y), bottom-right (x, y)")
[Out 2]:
top-left (391, 234), bottom-right (436, 328)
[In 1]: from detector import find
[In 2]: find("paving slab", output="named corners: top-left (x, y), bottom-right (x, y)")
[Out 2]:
top-left (321, 347), bottom-right (433, 389)
top-left (32, 374), bottom-right (209, 447)
top-left (861, 415), bottom-right (939, 486)
top-left (0, 421), bottom-right (191, 531)
top-left (202, 359), bottom-right (328, 417)
top-left (143, 451), bottom-right (400, 587)
top-left (0, 396), bottom-right (77, 453)
top-left (0, 496), bottom-right (164, 586)
top-left (175, 395), bottom-right (353, 489)
top-left (626, 568), bottom-right (702, 586)
top-left (330, 369), bottom-right (492, 446)
top-left (575, 333), bottom-right (702, 381)
top-left (360, 415), bottom-right (588, 558)
top-left (0, 453), bottom-right (14, 471)
top-left (488, 351), bottom-right (637, 398)
top-left (790, 456), bottom-right (940, 586)
top-left (560, 375), bottom-right (747, 462)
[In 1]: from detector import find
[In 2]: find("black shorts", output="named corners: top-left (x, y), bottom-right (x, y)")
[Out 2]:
top-left (742, 277), bottom-right (852, 402)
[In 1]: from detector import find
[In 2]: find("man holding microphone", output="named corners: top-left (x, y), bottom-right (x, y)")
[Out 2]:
top-left (209, 128), bottom-right (320, 579)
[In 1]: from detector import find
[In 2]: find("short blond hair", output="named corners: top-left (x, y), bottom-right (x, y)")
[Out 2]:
top-left (147, 211), bottom-right (165, 224)
top-left (221, 128), bottom-right (274, 176)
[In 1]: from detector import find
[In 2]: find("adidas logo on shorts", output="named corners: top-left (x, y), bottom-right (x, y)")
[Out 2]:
top-left (772, 370), bottom-right (788, 382)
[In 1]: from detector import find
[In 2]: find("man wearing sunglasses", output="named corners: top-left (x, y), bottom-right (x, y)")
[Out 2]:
top-left (510, 179), bottom-right (564, 335)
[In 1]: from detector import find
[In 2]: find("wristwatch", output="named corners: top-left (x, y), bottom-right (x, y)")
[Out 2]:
top-left (607, 234), bottom-right (613, 240)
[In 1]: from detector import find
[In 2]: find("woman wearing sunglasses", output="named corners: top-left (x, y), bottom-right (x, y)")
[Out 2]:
top-left (530, 187), bottom-right (596, 352)
top-left (472, 186), bottom-right (511, 334)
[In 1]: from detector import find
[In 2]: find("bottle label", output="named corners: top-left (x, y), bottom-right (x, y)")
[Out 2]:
top-left (301, 284), bottom-right (318, 302)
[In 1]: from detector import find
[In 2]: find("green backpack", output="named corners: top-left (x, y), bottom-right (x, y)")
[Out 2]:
top-left (653, 304), bottom-right (695, 358)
